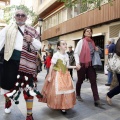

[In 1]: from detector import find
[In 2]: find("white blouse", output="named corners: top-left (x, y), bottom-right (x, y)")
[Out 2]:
top-left (74, 39), bottom-right (83, 65)
top-left (51, 51), bottom-right (69, 67)
top-left (0, 25), bottom-right (41, 51)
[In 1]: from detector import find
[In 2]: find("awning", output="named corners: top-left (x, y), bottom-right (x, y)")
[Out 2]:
top-left (47, 36), bottom-right (59, 45)
top-left (71, 37), bottom-right (82, 41)
top-left (72, 33), bottom-right (104, 41)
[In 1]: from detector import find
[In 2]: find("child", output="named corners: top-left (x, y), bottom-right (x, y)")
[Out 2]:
top-left (39, 40), bottom-right (76, 113)
top-left (45, 51), bottom-right (52, 75)
top-left (43, 54), bottom-right (46, 69)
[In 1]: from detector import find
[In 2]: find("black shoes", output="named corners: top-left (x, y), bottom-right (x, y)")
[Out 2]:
top-left (94, 100), bottom-right (101, 106)
top-left (94, 100), bottom-right (105, 109)
top-left (76, 96), bottom-right (83, 102)
top-left (105, 83), bottom-right (111, 86)
top-left (61, 110), bottom-right (67, 114)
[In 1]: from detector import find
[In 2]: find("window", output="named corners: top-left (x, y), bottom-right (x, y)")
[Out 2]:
top-left (48, 18), bottom-right (52, 28)
top-left (67, 7), bottom-right (74, 19)
top-left (74, 3), bottom-right (81, 17)
top-left (55, 14), bottom-right (58, 26)
top-left (52, 15), bottom-right (55, 27)
top-left (40, 0), bottom-right (46, 4)
top-left (51, 14), bottom-right (58, 27)
top-left (62, 8), bottom-right (67, 22)
top-left (109, 24), bottom-right (120, 38)
top-left (0, 9), bottom-right (4, 19)
top-left (44, 20), bottom-right (48, 30)
top-left (58, 11), bottom-right (62, 24)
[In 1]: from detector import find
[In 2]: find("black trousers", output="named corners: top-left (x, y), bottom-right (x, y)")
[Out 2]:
top-left (68, 69), bottom-right (73, 78)
top-left (0, 64), bottom-right (3, 87)
top-left (107, 74), bottom-right (120, 98)
top-left (1, 59), bottom-right (19, 90)
top-left (76, 66), bottom-right (100, 101)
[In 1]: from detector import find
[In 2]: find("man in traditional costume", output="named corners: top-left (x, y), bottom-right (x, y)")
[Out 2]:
top-left (0, 9), bottom-right (42, 120)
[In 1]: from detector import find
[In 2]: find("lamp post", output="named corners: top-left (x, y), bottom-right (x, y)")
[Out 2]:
top-left (38, 18), bottom-right (43, 55)
top-left (38, 18), bottom-right (43, 42)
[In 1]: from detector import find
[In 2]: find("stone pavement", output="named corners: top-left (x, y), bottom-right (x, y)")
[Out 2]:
top-left (0, 69), bottom-right (120, 120)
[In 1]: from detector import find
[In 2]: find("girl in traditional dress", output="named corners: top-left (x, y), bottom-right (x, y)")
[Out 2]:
top-left (39, 40), bottom-right (76, 113)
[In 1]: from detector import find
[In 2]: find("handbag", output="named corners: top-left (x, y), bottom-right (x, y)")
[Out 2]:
top-left (104, 64), bottom-right (108, 75)
top-left (107, 53), bottom-right (120, 73)
top-left (0, 47), bottom-right (4, 64)
top-left (97, 46), bottom-right (104, 58)
top-left (92, 51), bottom-right (102, 67)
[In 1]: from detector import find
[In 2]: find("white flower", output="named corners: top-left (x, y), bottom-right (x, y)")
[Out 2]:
top-left (13, 90), bottom-right (16, 93)
top-left (25, 76), bottom-right (28, 81)
top-left (17, 75), bottom-right (20, 79)
top-left (26, 84), bottom-right (29, 88)
top-left (21, 83), bottom-right (24, 86)
top-left (15, 82), bottom-right (19, 86)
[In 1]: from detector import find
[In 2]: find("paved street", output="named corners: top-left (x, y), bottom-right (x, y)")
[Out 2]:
top-left (0, 69), bottom-right (120, 120)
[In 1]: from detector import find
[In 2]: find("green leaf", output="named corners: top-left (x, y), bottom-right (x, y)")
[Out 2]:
top-left (57, 0), bottom-right (113, 9)
top-left (3, 5), bottom-right (39, 26)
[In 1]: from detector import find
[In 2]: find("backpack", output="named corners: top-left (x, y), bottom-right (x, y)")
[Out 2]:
top-left (115, 38), bottom-right (120, 56)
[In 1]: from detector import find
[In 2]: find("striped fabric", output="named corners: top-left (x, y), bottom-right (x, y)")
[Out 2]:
top-left (25, 97), bottom-right (33, 115)
top-left (19, 25), bottom-right (39, 76)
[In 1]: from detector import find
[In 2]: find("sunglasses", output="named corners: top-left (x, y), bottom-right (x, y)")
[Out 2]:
top-left (16, 14), bottom-right (26, 18)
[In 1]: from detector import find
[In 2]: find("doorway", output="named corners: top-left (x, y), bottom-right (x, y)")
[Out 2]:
top-left (93, 35), bottom-right (105, 72)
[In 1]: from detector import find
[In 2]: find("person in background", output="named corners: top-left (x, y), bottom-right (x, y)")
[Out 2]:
top-left (67, 45), bottom-right (75, 79)
top-left (74, 27), bottom-right (102, 107)
top-left (105, 38), bottom-right (116, 86)
top-left (43, 54), bottom-right (47, 69)
top-left (106, 37), bottom-right (120, 105)
top-left (36, 52), bottom-right (42, 74)
top-left (42, 44), bottom-right (54, 57)
top-left (0, 9), bottom-right (42, 120)
top-left (45, 51), bottom-right (52, 75)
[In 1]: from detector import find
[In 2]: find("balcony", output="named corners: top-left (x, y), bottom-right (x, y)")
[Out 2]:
top-left (38, 0), bottom-right (63, 18)
top-left (0, 0), bottom-right (10, 5)
top-left (41, 0), bottom-right (120, 40)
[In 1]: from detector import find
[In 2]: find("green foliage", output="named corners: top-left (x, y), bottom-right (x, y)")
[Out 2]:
top-left (58, 0), bottom-right (113, 9)
top-left (3, 5), bottom-right (39, 26)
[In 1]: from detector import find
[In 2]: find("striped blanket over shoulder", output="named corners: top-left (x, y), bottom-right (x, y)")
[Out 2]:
top-left (19, 25), bottom-right (39, 76)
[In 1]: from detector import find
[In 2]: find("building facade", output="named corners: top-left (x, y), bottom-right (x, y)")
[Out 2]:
top-left (0, 0), bottom-right (10, 30)
top-left (36, 0), bottom-right (120, 71)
